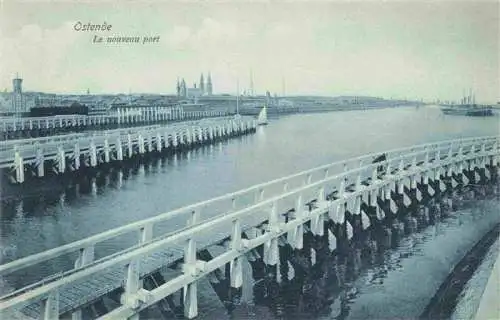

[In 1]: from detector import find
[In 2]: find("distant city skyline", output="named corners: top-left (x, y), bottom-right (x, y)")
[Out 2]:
top-left (0, 1), bottom-right (498, 103)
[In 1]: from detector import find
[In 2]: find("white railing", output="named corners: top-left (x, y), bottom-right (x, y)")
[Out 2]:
top-left (0, 136), bottom-right (498, 318)
top-left (0, 116), bottom-right (254, 171)
top-left (0, 109), bottom-right (229, 133)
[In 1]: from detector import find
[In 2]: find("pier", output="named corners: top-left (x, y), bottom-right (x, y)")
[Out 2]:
top-left (1, 107), bottom-right (229, 140)
top-left (0, 135), bottom-right (498, 319)
top-left (0, 116), bottom-right (256, 184)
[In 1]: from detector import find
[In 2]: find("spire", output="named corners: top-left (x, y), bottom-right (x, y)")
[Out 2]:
top-left (200, 73), bottom-right (205, 94)
top-left (206, 72), bottom-right (213, 95)
top-left (181, 78), bottom-right (187, 97)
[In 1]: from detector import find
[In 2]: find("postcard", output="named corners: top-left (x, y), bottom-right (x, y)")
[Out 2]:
top-left (0, 1), bottom-right (498, 319)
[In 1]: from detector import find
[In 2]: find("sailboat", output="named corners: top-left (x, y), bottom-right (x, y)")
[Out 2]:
top-left (257, 105), bottom-right (268, 125)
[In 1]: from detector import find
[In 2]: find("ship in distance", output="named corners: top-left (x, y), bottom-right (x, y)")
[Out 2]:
top-left (440, 91), bottom-right (495, 117)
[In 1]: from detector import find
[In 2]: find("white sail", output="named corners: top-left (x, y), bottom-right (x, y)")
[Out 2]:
top-left (257, 105), bottom-right (268, 125)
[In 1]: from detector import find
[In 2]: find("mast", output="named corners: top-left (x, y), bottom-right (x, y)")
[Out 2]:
top-left (236, 79), bottom-right (239, 115)
top-left (250, 68), bottom-right (254, 96)
top-left (281, 76), bottom-right (285, 97)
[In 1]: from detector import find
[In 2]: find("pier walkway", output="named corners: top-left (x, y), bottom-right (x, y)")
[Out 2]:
top-left (0, 136), bottom-right (498, 319)
top-left (1, 107), bottom-right (228, 140)
top-left (0, 116), bottom-right (256, 183)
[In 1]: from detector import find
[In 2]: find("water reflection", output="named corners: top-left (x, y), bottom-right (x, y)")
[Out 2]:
top-left (223, 192), bottom-right (500, 320)
top-left (0, 143), bottom-right (222, 224)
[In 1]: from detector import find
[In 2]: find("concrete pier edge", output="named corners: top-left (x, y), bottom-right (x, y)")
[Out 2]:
top-left (475, 250), bottom-right (500, 320)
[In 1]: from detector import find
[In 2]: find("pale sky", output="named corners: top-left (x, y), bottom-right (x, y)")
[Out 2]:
top-left (0, 1), bottom-right (498, 102)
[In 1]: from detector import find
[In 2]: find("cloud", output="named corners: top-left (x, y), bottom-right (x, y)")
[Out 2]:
top-left (168, 25), bottom-right (191, 47)
top-left (2, 21), bottom-right (82, 90)
top-left (195, 18), bottom-right (238, 42)
top-left (167, 17), bottom-right (240, 50)
top-left (267, 23), bottom-right (293, 39)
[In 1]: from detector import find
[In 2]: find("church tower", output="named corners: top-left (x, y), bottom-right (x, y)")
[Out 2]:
top-left (206, 72), bottom-right (213, 96)
top-left (180, 78), bottom-right (187, 97)
top-left (199, 73), bottom-right (205, 95)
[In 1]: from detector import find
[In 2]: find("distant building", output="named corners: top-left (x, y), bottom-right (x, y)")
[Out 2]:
top-left (177, 72), bottom-right (213, 99)
top-left (187, 83), bottom-right (203, 103)
top-left (35, 93), bottom-right (58, 107)
top-left (11, 75), bottom-right (25, 113)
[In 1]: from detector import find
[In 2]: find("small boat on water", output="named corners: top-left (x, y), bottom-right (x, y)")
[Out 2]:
top-left (257, 105), bottom-right (268, 125)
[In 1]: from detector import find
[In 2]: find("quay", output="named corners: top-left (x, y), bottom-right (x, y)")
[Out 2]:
top-left (0, 116), bottom-right (256, 184)
top-left (475, 249), bottom-right (500, 320)
top-left (0, 136), bottom-right (498, 320)
top-left (0, 107), bottom-right (229, 140)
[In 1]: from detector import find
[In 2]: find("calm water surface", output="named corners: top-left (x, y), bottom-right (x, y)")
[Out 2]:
top-left (1, 106), bottom-right (499, 318)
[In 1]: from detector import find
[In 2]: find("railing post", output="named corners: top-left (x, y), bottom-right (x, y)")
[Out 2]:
top-left (90, 140), bottom-right (97, 167)
top-left (386, 159), bottom-right (392, 176)
top-left (147, 133), bottom-right (153, 153)
top-left (371, 166), bottom-right (378, 182)
top-left (138, 134), bottom-right (145, 154)
top-left (230, 218), bottom-right (243, 288)
top-left (57, 146), bottom-right (66, 173)
top-left (128, 134), bottom-right (133, 158)
top-left (398, 156), bottom-right (405, 172)
top-left (179, 130), bottom-right (185, 146)
top-left (288, 194), bottom-right (304, 249)
top-left (254, 188), bottom-right (265, 203)
top-left (173, 133), bottom-right (179, 148)
top-left (36, 146), bottom-right (45, 177)
top-left (492, 141), bottom-right (498, 167)
top-left (355, 173), bottom-right (362, 191)
top-left (42, 290), bottom-right (59, 320)
top-left (104, 137), bottom-right (110, 163)
top-left (283, 182), bottom-right (288, 192)
top-left (187, 208), bottom-right (200, 227)
top-left (72, 244), bottom-right (94, 320)
top-left (480, 143), bottom-right (487, 169)
top-left (121, 259), bottom-right (142, 320)
top-left (73, 143), bottom-right (80, 171)
top-left (117, 137), bottom-right (123, 161)
top-left (424, 147), bottom-right (430, 165)
top-left (311, 187), bottom-right (325, 236)
top-left (264, 201), bottom-right (279, 266)
top-left (14, 148), bottom-right (24, 183)
top-left (435, 147), bottom-right (441, 163)
top-left (183, 237), bottom-right (198, 319)
top-left (140, 223), bottom-right (153, 244)
top-left (164, 131), bottom-right (170, 148)
top-left (156, 133), bottom-right (162, 152)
